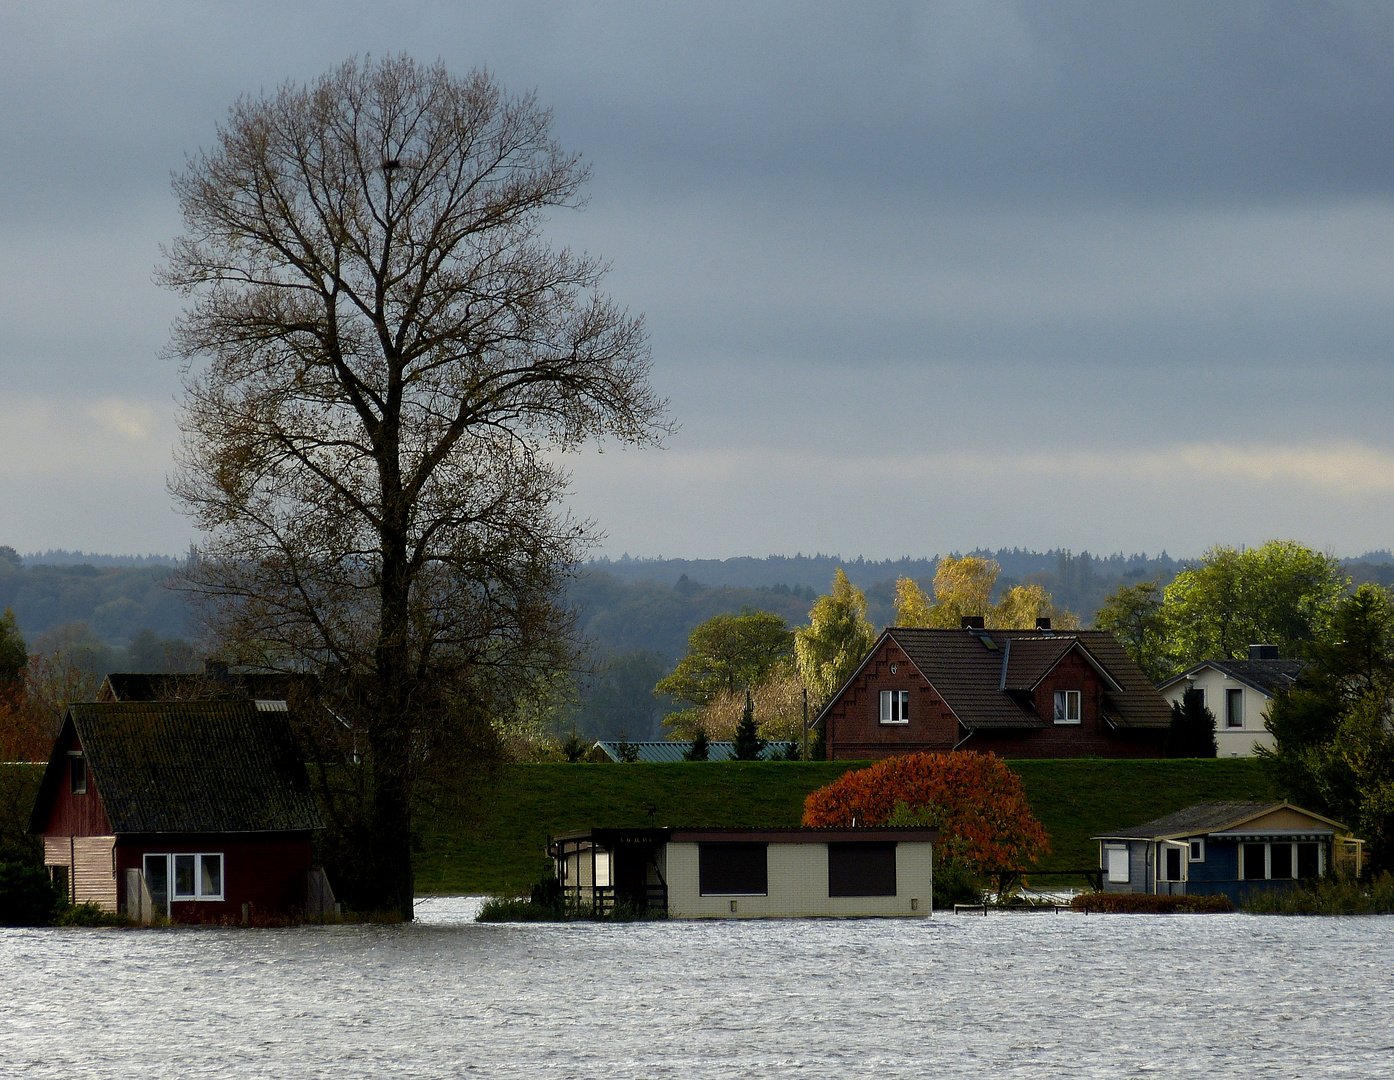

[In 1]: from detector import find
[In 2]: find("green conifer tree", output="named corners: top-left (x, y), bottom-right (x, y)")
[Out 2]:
top-left (1165, 688), bottom-right (1217, 758)
top-left (683, 728), bottom-right (710, 762)
top-left (732, 691), bottom-right (766, 760)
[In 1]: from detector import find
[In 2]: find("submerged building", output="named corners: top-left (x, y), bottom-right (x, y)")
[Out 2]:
top-left (1094, 801), bottom-right (1363, 903)
top-left (549, 826), bottom-right (938, 918)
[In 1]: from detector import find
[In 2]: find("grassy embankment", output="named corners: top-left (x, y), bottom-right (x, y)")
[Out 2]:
top-left (6, 757), bottom-right (1277, 897)
top-left (413, 758), bottom-right (1276, 895)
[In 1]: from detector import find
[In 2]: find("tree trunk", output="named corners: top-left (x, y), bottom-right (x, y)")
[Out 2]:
top-left (368, 726), bottom-right (415, 919)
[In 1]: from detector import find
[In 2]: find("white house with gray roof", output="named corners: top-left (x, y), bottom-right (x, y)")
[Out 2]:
top-left (1157, 645), bottom-right (1305, 757)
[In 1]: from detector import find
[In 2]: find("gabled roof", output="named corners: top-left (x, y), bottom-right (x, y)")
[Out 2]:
top-left (30, 701), bottom-right (323, 835)
top-left (594, 740), bottom-right (796, 763)
top-left (1092, 801), bottom-right (1348, 841)
top-left (819, 627), bottom-right (1171, 731)
top-left (1158, 658), bottom-right (1306, 698)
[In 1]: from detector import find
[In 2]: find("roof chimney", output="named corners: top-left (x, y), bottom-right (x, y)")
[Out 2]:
top-left (1035, 617), bottom-right (1052, 630)
top-left (960, 615), bottom-right (985, 629)
top-left (1249, 644), bottom-right (1279, 661)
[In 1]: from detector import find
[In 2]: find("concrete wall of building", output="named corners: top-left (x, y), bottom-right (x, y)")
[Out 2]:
top-left (665, 840), bottom-right (933, 918)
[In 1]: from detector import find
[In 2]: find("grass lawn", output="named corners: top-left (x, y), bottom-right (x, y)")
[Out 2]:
top-left (1010, 757), bottom-right (1275, 875)
top-left (411, 758), bottom-right (1277, 895)
top-left (412, 762), bottom-right (860, 896)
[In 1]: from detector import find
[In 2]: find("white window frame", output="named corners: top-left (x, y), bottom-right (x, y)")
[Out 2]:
top-left (1105, 844), bottom-right (1129, 884)
top-left (879, 689), bottom-right (909, 725)
top-left (1239, 842), bottom-right (1270, 881)
top-left (1268, 841), bottom-right (1297, 880)
top-left (68, 751), bottom-right (87, 795)
top-left (1188, 838), bottom-right (1205, 863)
top-left (1053, 690), bottom-right (1081, 725)
top-left (1159, 841), bottom-right (1188, 882)
top-left (1225, 687), bottom-right (1244, 729)
top-left (146, 852), bottom-right (225, 901)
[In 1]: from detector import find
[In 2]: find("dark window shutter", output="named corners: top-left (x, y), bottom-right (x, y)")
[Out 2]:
top-left (699, 843), bottom-right (768, 895)
top-left (828, 842), bottom-right (897, 897)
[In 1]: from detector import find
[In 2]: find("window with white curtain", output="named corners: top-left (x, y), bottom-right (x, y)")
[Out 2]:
top-left (879, 690), bottom-right (909, 724)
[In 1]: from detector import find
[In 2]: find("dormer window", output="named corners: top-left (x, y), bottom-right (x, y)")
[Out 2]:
top-left (68, 752), bottom-right (87, 795)
top-left (1053, 690), bottom-right (1081, 725)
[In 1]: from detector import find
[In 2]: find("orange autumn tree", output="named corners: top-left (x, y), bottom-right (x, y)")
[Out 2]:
top-left (802, 751), bottom-right (1049, 873)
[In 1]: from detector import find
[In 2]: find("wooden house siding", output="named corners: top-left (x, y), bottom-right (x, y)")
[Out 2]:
top-left (43, 728), bottom-right (113, 836)
top-left (114, 833), bottom-right (314, 921)
top-left (44, 834), bottom-right (118, 910)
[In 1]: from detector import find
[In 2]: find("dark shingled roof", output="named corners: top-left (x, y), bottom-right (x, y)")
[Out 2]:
top-left (32, 701), bottom-right (323, 835)
top-left (880, 628), bottom-right (1172, 730)
top-left (1159, 658), bottom-right (1306, 697)
top-left (1092, 801), bottom-right (1343, 840)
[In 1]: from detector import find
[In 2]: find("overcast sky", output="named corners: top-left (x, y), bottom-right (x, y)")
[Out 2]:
top-left (3, 2), bottom-right (1394, 560)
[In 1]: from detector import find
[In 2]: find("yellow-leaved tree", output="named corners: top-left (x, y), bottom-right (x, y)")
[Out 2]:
top-left (795, 569), bottom-right (876, 706)
top-left (892, 556), bottom-right (1080, 630)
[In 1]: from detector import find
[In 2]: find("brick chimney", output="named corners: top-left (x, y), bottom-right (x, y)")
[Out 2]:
top-left (1035, 617), bottom-right (1052, 630)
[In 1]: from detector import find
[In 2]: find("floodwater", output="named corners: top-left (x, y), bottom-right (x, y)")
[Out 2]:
top-left (2, 898), bottom-right (1392, 1078)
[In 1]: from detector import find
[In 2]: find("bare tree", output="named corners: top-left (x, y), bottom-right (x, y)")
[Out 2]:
top-left (163, 56), bottom-right (667, 917)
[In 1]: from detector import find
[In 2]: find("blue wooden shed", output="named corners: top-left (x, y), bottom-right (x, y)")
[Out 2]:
top-left (1094, 801), bottom-right (1363, 904)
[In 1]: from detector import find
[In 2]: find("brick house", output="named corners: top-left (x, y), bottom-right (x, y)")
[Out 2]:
top-left (29, 700), bottom-right (326, 922)
top-left (816, 620), bottom-right (1171, 759)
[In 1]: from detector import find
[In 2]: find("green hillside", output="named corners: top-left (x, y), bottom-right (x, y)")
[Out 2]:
top-left (6, 757), bottom-right (1277, 896)
top-left (412, 758), bottom-right (1276, 895)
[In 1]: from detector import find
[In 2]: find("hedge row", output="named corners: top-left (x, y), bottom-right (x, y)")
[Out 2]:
top-left (1070, 892), bottom-right (1234, 914)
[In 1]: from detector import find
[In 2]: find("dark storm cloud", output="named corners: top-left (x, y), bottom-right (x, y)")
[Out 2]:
top-left (2, 2), bottom-right (1393, 555)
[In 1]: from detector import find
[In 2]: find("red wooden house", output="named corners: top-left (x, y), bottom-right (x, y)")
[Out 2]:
top-left (29, 700), bottom-right (325, 922)
top-left (817, 621), bottom-right (1171, 760)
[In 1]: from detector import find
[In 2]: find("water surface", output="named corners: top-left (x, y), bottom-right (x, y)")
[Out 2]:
top-left (2, 898), bottom-right (1390, 1078)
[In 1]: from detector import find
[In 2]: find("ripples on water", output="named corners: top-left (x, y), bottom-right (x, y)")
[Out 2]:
top-left (3, 898), bottom-right (1392, 1078)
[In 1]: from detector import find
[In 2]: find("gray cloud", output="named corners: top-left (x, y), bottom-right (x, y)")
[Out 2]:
top-left (2, 2), bottom-right (1392, 558)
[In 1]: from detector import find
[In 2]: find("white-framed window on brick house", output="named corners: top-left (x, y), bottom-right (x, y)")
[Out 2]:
top-left (1053, 690), bottom-right (1081, 724)
top-left (879, 690), bottom-right (909, 724)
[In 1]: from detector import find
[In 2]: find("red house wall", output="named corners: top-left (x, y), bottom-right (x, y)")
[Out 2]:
top-left (824, 638), bottom-right (958, 760)
top-left (115, 833), bottom-right (314, 922)
top-left (826, 641), bottom-right (1164, 760)
top-left (39, 727), bottom-right (112, 837)
top-left (966, 652), bottom-right (1163, 758)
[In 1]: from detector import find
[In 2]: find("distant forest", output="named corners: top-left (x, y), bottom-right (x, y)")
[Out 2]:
top-left (8, 545), bottom-right (1394, 741)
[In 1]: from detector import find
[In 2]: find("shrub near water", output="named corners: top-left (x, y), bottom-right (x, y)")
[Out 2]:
top-left (1070, 893), bottom-right (1234, 914)
top-left (0, 862), bottom-right (63, 926)
top-left (1243, 873), bottom-right (1394, 915)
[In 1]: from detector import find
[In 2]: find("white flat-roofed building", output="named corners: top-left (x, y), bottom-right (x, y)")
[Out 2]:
top-left (549, 826), bottom-right (938, 919)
